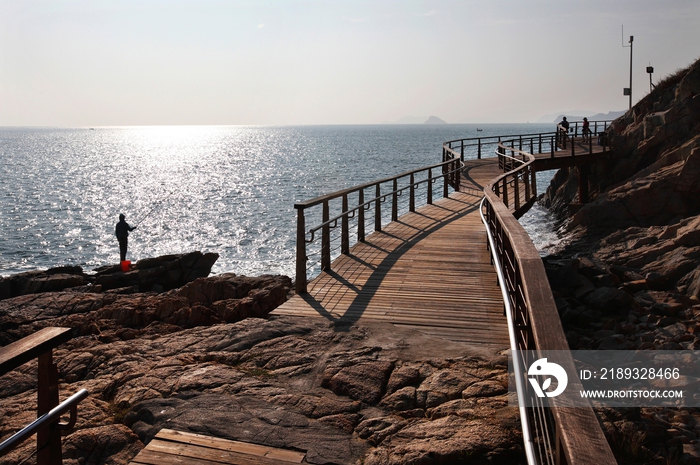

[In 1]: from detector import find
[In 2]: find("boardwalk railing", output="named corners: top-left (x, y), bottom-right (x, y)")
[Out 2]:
top-left (0, 327), bottom-right (88, 465)
top-left (294, 157), bottom-right (463, 293)
top-left (480, 133), bottom-right (617, 464)
top-left (443, 120), bottom-right (613, 166)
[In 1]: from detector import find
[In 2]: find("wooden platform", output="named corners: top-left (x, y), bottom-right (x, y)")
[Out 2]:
top-left (129, 429), bottom-right (306, 465)
top-left (273, 158), bottom-right (510, 348)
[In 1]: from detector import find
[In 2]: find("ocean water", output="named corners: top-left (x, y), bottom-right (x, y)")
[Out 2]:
top-left (0, 124), bottom-right (560, 278)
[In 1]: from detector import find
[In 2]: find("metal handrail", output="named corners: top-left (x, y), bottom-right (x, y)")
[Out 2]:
top-left (0, 389), bottom-right (89, 456)
top-left (479, 196), bottom-right (537, 464)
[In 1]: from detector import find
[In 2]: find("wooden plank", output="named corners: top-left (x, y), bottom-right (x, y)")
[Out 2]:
top-left (142, 438), bottom-right (296, 465)
top-left (0, 327), bottom-right (72, 376)
top-left (130, 448), bottom-right (228, 465)
top-left (154, 429), bottom-right (305, 463)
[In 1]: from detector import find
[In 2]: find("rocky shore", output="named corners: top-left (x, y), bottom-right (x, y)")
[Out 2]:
top-left (541, 57), bottom-right (700, 464)
top-left (0, 254), bottom-right (524, 465)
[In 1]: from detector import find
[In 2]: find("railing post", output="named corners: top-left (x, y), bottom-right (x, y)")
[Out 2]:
top-left (409, 173), bottom-right (415, 212)
top-left (295, 206), bottom-right (307, 293)
top-left (531, 167), bottom-right (537, 199)
top-left (427, 169), bottom-right (433, 204)
top-left (539, 134), bottom-right (542, 154)
top-left (358, 189), bottom-right (365, 242)
top-left (456, 160), bottom-right (461, 191)
top-left (514, 173), bottom-right (520, 210)
top-left (321, 200), bottom-right (331, 271)
top-left (571, 133), bottom-right (576, 156)
top-left (443, 165), bottom-right (449, 198)
top-left (551, 136), bottom-right (555, 158)
top-left (392, 178), bottom-right (398, 221)
top-left (375, 183), bottom-right (382, 232)
top-left (341, 194), bottom-right (349, 255)
top-left (460, 143), bottom-right (464, 161)
top-left (502, 177), bottom-right (509, 208)
top-left (524, 169), bottom-right (530, 202)
top-left (37, 351), bottom-right (61, 465)
top-left (478, 139), bottom-right (482, 159)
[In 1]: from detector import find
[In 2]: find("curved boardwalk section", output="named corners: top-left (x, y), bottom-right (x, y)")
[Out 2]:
top-left (272, 158), bottom-right (508, 349)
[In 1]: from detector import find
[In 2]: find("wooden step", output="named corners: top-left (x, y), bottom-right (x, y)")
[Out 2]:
top-left (129, 428), bottom-right (306, 465)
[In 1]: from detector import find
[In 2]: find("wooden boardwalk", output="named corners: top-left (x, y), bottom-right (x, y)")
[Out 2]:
top-left (129, 429), bottom-right (306, 465)
top-left (273, 158), bottom-right (510, 348)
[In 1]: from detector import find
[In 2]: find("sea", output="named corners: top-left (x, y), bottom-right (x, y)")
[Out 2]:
top-left (0, 124), bottom-right (562, 279)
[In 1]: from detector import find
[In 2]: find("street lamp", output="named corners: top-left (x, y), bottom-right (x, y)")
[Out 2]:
top-left (647, 65), bottom-right (655, 93)
top-left (622, 31), bottom-right (633, 109)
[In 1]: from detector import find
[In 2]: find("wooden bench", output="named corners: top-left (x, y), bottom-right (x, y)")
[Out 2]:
top-left (0, 327), bottom-right (88, 465)
top-left (129, 428), bottom-right (306, 465)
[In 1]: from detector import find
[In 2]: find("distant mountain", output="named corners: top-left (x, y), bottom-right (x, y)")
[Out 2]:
top-left (424, 116), bottom-right (447, 124)
top-left (540, 110), bottom-right (626, 124)
top-left (387, 115), bottom-right (448, 124)
top-left (388, 116), bottom-right (427, 124)
top-left (537, 110), bottom-right (596, 123)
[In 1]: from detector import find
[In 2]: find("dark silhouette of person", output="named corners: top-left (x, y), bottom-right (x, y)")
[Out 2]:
top-left (115, 213), bottom-right (136, 262)
top-left (559, 116), bottom-right (570, 132)
top-left (582, 117), bottom-right (591, 142)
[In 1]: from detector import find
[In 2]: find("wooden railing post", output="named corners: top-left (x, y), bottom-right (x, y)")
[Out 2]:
top-left (538, 134), bottom-right (542, 154)
top-left (524, 169), bottom-right (530, 202)
top-left (443, 160), bottom-right (449, 198)
top-left (478, 139), bottom-right (482, 159)
top-left (502, 177), bottom-right (509, 207)
top-left (514, 173), bottom-right (520, 210)
top-left (551, 136), bottom-right (555, 158)
top-left (427, 169), bottom-right (433, 204)
top-left (358, 189), bottom-right (365, 242)
top-left (321, 200), bottom-right (330, 270)
top-left (295, 206), bottom-right (307, 293)
top-left (455, 160), bottom-right (460, 191)
top-left (531, 167), bottom-right (537, 199)
top-left (341, 194), bottom-right (349, 254)
top-left (460, 143), bottom-right (464, 161)
top-left (409, 173), bottom-right (415, 212)
top-left (37, 351), bottom-right (61, 465)
top-left (375, 184), bottom-right (382, 232)
top-left (392, 179), bottom-right (398, 221)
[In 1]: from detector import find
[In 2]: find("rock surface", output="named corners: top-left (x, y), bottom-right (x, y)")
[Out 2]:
top-left (0, 251), bottom-right (220, 300)
top-left (0, 260), bottom-right (523, 465)
top-left (1, 314), bottom-right (523, 465)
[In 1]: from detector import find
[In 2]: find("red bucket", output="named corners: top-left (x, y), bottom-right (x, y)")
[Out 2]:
top-left (120, 260), bottom-right (131, 272)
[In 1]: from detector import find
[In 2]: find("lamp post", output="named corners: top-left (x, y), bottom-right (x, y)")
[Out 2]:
top-left (622, 33), bottom-right (633, 109)
top-left (647, 65), bottom-right (654, 93)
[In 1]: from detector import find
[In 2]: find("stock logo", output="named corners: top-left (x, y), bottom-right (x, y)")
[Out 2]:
top-left (528, 358), bottom-right (568, 398)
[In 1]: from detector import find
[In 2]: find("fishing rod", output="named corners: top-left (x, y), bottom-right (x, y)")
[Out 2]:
top-left (133, 189), bottom-right (178, 228)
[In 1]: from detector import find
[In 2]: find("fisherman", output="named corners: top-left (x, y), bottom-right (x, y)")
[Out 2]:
top-left (115, 213), bottom-right (137, 262)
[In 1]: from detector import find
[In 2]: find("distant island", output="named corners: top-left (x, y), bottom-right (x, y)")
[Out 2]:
top-left (424, 115), bottom-right (447, 124)
top-left (388, 115), bottom-right (448, 124)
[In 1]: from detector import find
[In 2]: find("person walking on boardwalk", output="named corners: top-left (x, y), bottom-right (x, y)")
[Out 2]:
top-left (582, 117), bottom-right (591, 143)
top-left (115, 213), bottom-right (137, 262)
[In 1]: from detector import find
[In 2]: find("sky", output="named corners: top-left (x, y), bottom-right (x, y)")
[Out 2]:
top-left (1, 0), bottom-right (699, 126)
